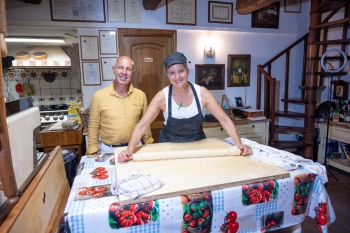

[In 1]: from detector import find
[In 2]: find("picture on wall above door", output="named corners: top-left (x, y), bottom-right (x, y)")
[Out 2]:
top-left (166, 0), bottom-right (197, 25)
top-left (251, 2), bottom-right (280, 28)
top-left (195, 64), bottom-right (224, 90)
top-left (284, 0), bottom-right (301, 13)
top-left (227, 54), bottom-right (251, 87)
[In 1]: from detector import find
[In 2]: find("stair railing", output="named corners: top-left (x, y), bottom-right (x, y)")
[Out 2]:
top-left (256, 33), bottom-right (309, 144)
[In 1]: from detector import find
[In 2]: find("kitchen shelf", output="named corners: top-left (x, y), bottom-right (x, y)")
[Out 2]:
top-left (6, 66), bottom-right (71, 70)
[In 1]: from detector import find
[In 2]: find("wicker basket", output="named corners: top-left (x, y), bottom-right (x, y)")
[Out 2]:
top-left (80, 108), bottom-right (90, 128)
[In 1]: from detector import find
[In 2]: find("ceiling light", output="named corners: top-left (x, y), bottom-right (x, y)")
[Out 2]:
top-left (5, 37), bottom-right (66, 43)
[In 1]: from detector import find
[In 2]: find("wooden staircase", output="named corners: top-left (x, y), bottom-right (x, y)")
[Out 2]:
top-left (256, 0), bottom-right (350, 159)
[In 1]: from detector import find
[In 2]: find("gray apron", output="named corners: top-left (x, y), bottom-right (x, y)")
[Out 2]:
top-left (159, 82), bottom-right (206, 143)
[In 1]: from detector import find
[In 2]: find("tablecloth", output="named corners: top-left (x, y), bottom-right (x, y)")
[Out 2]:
top-left (63, 152), bottom-right (335, 233)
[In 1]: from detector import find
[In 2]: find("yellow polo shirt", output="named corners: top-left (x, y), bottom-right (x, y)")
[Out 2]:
top-left (87, 82), bottom-right (154, 154)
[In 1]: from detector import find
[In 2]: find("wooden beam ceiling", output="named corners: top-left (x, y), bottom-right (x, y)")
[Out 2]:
top-left (142, 0), bottom-right (163, 10)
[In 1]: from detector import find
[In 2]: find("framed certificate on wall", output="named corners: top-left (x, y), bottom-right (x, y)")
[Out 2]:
top-left (80, 36), bottom-right (99, 60)
top-left (99, 30), bottom-right (118, 54)
top-left (166, 0), bottom-right (196, 25)
top-left (101, 57), bottom-right (118, 81)
top-left (50, 0), bottom-right (106, 22)
top-left (82, 62), bottom-right (101, 86)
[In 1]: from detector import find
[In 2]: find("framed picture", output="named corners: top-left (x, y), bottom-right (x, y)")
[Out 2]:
top-left (101, 57), bottom-right (118, 81)
top-left (82, 62), bottom-right (101, 86)
top-left (195, 64), bottom-right (225, 90)
top-left (227, 54), bottom-right (251, 87)
top-left (166, 0), bottom-right (196, 25)
top-left (284, 0), bottom-right (301, 13)
top-left (80, 36), bottom-right (99, 60)
top-left (251, 2), bottom-right (280, 29)
top-left (235, 97), bottom-right (244, 107)
top-left (331, 80), bottom-right (349, 99)
top-left (50, 0), bottom-right (106, 23)
top-left (208, 1), bottom-right (233, 24)
top-left (99, 30), bottom-right (118, 54)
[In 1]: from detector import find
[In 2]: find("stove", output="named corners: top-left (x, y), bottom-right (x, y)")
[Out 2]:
top-left (40, 107), bottom-right (69, 129)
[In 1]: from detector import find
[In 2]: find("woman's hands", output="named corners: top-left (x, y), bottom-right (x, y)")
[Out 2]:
top-left (118, 150), bottom-right (133, 162)
top-left (237, 144), bottom-right (253, 156)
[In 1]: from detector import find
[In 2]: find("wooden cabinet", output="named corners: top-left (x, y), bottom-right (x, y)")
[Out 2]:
top-left (317, 122), bottom-right (350, 173)
top-left (203, 119), bottom-right (270, 145)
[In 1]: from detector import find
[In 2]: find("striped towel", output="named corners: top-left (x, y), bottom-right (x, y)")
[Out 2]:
top-left (111, 174), bottom-right (166, 199)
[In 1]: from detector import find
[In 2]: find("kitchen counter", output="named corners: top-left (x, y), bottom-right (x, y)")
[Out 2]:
top-left (40, 123), bottom-right (84, 160)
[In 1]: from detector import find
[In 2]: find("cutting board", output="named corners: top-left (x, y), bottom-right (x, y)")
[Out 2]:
top-left (114, 139), bottom-right (290, 205)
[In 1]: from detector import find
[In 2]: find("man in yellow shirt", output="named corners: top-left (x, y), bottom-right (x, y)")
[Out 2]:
top-left (86, 56), bottom-right (153, 155)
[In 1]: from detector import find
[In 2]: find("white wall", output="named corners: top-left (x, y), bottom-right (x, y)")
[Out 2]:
top-left (7, 0), bottom-right (349, 135)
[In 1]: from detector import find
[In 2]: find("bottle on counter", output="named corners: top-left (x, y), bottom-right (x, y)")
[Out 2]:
top-left (68, 102), bottom-right (81, 124)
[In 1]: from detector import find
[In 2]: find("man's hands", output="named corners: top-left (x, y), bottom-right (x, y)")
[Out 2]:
top-left (118, 150), bottom-right (133, 162)
top-left (237, 144), bottom-right (253, 156)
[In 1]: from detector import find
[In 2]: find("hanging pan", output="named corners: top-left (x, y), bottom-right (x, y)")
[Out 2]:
top-left (44, 71), bottom-right (55, 83)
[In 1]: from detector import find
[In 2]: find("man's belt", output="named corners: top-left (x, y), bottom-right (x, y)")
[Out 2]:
top-left (103, 142), bottom-right (128, 147)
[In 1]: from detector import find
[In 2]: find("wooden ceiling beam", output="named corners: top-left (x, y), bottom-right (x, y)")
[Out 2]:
top-left (142, 0), bottom-right (163, 10)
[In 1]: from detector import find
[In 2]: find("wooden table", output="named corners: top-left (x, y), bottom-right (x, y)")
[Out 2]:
top-left (40, 123), bottom-right (84, 160)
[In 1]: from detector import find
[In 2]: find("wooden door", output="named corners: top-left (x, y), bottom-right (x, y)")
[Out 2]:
top-left (118, 29), bottom-right (177, 142)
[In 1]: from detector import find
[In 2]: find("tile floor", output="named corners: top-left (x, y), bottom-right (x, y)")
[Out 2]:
top-left (274, 166), bottom-right (350, 233)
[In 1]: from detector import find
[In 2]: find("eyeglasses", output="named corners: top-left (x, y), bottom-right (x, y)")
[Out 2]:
top-left (116, 65), bottom-right (133, 73)
top-left (167, 69), bottom-right (186, 77)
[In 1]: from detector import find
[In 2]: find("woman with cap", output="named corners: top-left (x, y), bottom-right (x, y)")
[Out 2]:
top-left (118, 52), bottom-right (252, 162)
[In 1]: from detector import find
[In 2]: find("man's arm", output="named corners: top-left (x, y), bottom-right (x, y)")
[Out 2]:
top-left (141, 94), bottom-right (154, 144)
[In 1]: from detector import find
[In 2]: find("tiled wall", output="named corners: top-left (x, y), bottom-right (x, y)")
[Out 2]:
top-left (3, 69), bottom-right (82, 106)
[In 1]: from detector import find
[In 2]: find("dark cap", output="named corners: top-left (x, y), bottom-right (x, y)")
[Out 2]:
top-left (164, 52), bottom-right (187, 69)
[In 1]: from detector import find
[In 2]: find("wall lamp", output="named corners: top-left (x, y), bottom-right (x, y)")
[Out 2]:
top-left (204, 46), bottom-right (215, 58)
top-left (5, 37), bottom-right (66, 43)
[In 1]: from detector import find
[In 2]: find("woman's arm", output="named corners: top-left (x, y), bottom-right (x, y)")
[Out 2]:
top-left (200, 87), bottom-right (252, 156)
top-left (118, 91), bottom-right (165, 162)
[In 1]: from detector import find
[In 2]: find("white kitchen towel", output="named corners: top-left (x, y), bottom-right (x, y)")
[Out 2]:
top-left (224, 137), bottom-right (328, 184)
top-left (110, 174), bottom-right (166, 199)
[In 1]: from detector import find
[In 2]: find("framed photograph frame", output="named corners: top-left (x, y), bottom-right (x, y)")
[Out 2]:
top-left (195, 64), bottom-right (225, 90)
top-left (82, 62), bottom-right (101, 86)
top-left (284, 0), bottom-right (301, 13)
top-left (99, 30), bottom-right (118, 55)
top-left (235, 97), bottom-right (244, 107)
top-left (50, 0), bottom-right (106, 23)
top-left (101, 57), bottom-right (118, 81)
top-left (251, 2), bottom-right (280, 29)
top-left (208, 1), bottom-right (233, 24)
top-left (80, 36), bottom-right (99, 60)
top-left (331, 80), bottom-right (349, 99)
top-left (227, 54), bottom-right (251, 87)
top-left (166, 0), bottom-right (196, 25)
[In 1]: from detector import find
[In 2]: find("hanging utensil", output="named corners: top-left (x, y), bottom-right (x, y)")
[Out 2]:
top-left (44, 71), bottom-right (55, 83)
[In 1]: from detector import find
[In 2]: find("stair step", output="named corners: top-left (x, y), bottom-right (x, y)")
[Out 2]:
top-left (269, 141), bottom-right (313, 150)
top-left (274, 125), bottom-right (314, 133)
top-left (275, 111), bottom-right (314, 119)
top-left (309, 18), bottom-right (350, 30)
top-left (311, 39), bottom-right (350, 45)
top-left (308, 56), bottom-right (350, 61)
top-left (306, 71), bottom-right (347, 76)
top-left (310, 0), bottom-right (350, 14)
top-left (282, 98), bottom-right (317, 104)
top-left (299, 86), bottom-right (326, 91)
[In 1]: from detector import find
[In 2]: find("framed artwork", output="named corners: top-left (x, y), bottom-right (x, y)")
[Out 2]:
top-left (208, 1), bottom-right (233, 24)
top-left (166, 0), bottom-right (196, 25)
top-left (99, 30), bottom-right (118, 54)
top-left (251, 2), bottom-right (280, 29)
top-left (235, 97), bottom-right (244, 107)
top-left (80, 36), bottom-right (99, 60)
top-left (331, 80), bottom-right (349, 99)
top-left (101, 57), bottom-right (118, 81)
top-left (82, 62), bottom-right (101, 86)
top-left (50, 0), bottom-right (106, 23)
top-left (284, 0), bottom-right (301, 13)
top-left (195, 64), bottom-right (225, 90)
top-left (227, 54), bottom-right (251, 87)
